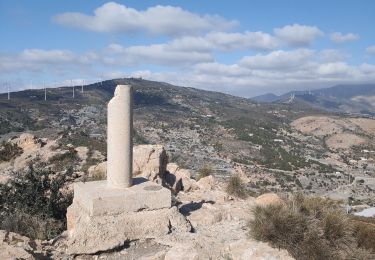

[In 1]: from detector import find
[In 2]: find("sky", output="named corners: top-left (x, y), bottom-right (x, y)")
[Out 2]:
top-left (1, 0), bottom-right (375, 97)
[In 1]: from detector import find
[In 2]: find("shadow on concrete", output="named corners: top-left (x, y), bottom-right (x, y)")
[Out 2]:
top-left (132, 177), bottom-right (148, 185)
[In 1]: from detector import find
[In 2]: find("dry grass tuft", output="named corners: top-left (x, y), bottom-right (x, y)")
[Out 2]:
top-left (248, 194), bottom-right (375, 259)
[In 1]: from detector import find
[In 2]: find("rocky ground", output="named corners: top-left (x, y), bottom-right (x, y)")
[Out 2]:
top-left (0, 144), bottom-right (293, 259)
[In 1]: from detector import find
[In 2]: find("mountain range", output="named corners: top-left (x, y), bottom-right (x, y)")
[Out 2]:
top-left (251, 84), bottom-right (375, 116)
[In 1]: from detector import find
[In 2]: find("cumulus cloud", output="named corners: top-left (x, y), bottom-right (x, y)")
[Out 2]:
top-left (319, 49), bottom-right (348, 62)
top-left (204, 31), bottom-right (278, 50)
top-left (101, 30), bottom-right (279, 67)
top-left (0, 49), bottom-right (81, 73)
top-left (53, 2), bottom-right (238, 36)
top-left (104, 43), bottom-right (213, 66)
top-left (2, 44), bottom-right (375, 97)
top-left (366, 45), bottom-right (375, 54)
top-left (330, 32), bottom-right (359, 43)
top-left (274, 24), bottom-right (323, 46)
top-left (239, 49), bottom-right (315, 70)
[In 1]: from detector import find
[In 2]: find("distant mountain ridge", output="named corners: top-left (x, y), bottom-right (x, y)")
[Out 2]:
top-left (251, 84), bottom-right (375, 115)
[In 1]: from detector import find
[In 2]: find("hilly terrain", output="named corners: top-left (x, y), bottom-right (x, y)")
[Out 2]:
top-left (252, 84), bottom-right (375, 116)
top-left (0, 78), bottom-right (375, 207)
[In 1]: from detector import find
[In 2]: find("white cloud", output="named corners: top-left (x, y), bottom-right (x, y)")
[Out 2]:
top-left (0, 49), bottom-right (79, 73)
top-left (319, 49), bottom-right (348, 62)
top-left (2, 45), bottom-right (375, 97)
top-left (53, 2), bottom-right (238, 36)
top-left (274, 24), bottom-right (323, 46)
top-left (194, 63), bottom-right (251, 77)
top-left (204, 31), bottom-right (278, 50)
top-left (366, 45), bottom-right (375, 54)
top-left (101, 30), bottom-right (279, 67)
top-left (20, 49), bottom-right (77, 63)
top-left (239, 49), bottom-right (315, 70)
top-left (330, 32), bottom-right (359, 43)
top-left (317, 62), bottom-right (351, 76)
top-left (104, 43), bottom-right (213, 66)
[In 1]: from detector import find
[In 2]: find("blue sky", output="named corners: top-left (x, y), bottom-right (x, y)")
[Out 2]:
top-left (1, 0), bottom-right (375, 97)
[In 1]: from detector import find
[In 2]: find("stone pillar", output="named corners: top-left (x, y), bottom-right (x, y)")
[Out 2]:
top-left (107, 85), bottom-right (133, 188)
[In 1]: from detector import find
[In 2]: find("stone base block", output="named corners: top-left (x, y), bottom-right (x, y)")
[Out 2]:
top-left (73, 179), bottom-right (171, 216)
top-left (66, 203), bottom-right (191, 254)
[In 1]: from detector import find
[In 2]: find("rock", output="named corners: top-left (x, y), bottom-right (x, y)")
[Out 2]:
top-left (166, 163), bottom-right (195, 193)
top-left (255, 193), bottom-right (283, 207)
top-left (196, 175), bottom-right (216, 190)
top-left (75, 146), bottom-right (89, 162)
top-left (88, 161), bottom-right (107, 179)
top-left (187, 203), bottom-right (223, 228)
top-left (224, 239), bottom-right (293, 260)
top-left (133, 145), bottom-right (168, 182)
top-left (11, 133), bottom-right (39, 151)
top-left (0, 230), bottom-right (34, 260)
top-left (91, 150), bottom-right (105, 161)
top-left (165, 245), bottom-right (199, 260)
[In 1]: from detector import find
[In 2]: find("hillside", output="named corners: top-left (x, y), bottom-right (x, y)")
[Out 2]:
top-left (0, 78), bottom-right (374, 205)
top-left (251, 84), bottom-right (375, 116)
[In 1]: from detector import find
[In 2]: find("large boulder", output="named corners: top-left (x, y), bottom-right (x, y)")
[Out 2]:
top-left (133, 145), bottom-right (168, 182)
top-left (196, 175), bottom-right (216, 191)
top-left (165, 163), bottom-right (196, 193)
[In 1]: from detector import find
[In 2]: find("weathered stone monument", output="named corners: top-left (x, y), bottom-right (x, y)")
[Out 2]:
top-left (66, 85), bottom-right (190, 254)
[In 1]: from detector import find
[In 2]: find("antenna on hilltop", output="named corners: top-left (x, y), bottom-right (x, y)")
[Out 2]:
top-left (81, 79), bottom-right (84, 93)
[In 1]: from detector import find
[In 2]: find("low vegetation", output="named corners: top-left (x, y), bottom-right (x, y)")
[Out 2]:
top-left (248, 194), bottom-right (375, 259)
top-left (197, 165), bottom-right (213, 180)
top-left (0, 141), bottom-right (23, 162)
top-left (49, 147), bottom-right (79, 172)
top-left (0, 165), bottom-right (73, 240)
top-left (226, 174), bottom-right (247, 199)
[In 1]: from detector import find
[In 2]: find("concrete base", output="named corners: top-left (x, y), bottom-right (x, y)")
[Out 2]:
top-left (65, 179), bottom-right (191, 254)
top-left (73, 178), bottom-right (171, 216)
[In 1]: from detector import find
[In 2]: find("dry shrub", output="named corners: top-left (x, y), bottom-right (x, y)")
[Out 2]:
top-left (1, 210), bottom-right (64, 240)
top-left (198, 165), bottom-right (213, 180)
top-left (248, 194), bottom-right (375, 260)
top-left (90, 169), bottom-right (106, 181)
top-left (0, 141), bottom-right (23, 162)
top-left (0, 165), bottom-right (72, 240)
top-left (226, 174), bottom-right (247, 199)
top-left (351, 216), bottom-right (375, 253)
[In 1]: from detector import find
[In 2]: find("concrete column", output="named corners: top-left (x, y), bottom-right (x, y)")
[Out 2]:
top-left (107, 85), bottom-right (133, 188)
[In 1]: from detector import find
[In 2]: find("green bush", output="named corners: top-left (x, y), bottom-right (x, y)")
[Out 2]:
top-left (49, 148), bottom-right (79, 171)
top-left (0, 165), bottom-right (73, 240)
top-left (226, 174), bottom-right (247, 199)
top-left (248, 194), bottom-right (375, 259)
top-left (0, 141), bottom-right (23, 162)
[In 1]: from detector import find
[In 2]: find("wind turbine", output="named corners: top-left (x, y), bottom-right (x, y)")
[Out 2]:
top-left (71, 79), bottom-right (75, 99)
top-left (7, 82), bottom-right (10, 100)
top-left (43, 81), bottom-right (47, 101)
